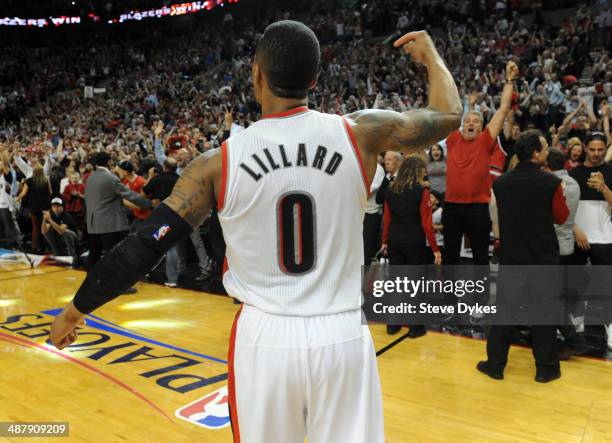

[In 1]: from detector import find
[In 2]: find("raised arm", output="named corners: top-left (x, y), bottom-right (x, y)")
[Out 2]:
top-left (13, 151), bottom-right (33, 179)
top-left (561, 102), bottom-right (584, 132)
top-left (503, 110), bottom-right (514, 140)
top-left (152, 121), bottom-right (167, 166)
top-left (49, 151), bottom-right (221, 349)
top-left (348, 31), bottom-right (462, 160)
top-left (486, 61), bottom-right (519, 140)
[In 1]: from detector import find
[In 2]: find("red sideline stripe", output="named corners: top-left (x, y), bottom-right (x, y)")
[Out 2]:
top-left (341, 116), bottom-right (370, 196)
top-left (261, 106), bottom-right (309, 120)
top-left (218, 140), bottom-right (229, 211)
top-left (228, 305), bottom-right (243, 443)
top-left (0, 331), bottom-right (174, 423)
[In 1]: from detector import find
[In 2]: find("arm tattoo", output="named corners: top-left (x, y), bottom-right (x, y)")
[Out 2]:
top-left (164, 153), bottom-right (218, 229)
top-left (351, 109), bottom-right (461, 153)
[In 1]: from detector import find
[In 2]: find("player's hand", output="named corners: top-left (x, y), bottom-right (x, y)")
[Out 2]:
top-left (49, 302), bottom-right (86, 350)
top-left (393, 31), bottom-right (438, 65)
top-left (506, 61), bottom-right (519, 80)
top-left (433, 251), bottom-right (442, 266)
top-left (380, 244), bottom-right (388, 257)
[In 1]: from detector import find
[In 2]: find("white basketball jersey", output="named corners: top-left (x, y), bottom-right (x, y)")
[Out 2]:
top-left (217, 106), bottom-right (369, 316)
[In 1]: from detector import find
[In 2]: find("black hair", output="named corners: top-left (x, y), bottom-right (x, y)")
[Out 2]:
top-left (255, 20), bottom-right (320, 99)
top-left (585, 132), bottom-right (607, 146)
top-left (95, 152), bottom-right (111, 168)
top-left (428, 144), bottom-right (445, 161)
top-left (514, 129), bottom-right (544, 162)
top-left (119, 161), bottom-right (134, 173)
top-left (547, 148), bottom-right (566, 171)
top-left (430, 189), bottom-right (444, 204)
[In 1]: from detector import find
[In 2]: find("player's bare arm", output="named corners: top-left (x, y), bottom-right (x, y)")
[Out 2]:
top-left (164, 151), bottom-right (221, 229)
top-left (345, 31), bottom-right (462, 180)
top-left (49, 151), bottom-right (222, 350)
top-left (348, 108), bottom-right (461, 153)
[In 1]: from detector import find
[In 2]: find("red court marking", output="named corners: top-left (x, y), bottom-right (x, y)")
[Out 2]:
top-left (227, 305), bottom-right (243, 443)
top-left (0, 331), bottom-right (174, 423)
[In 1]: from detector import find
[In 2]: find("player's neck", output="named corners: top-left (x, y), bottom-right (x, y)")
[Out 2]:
top-left (260, 96), bottom-right (309, 119)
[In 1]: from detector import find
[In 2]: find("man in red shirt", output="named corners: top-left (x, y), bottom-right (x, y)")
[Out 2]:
top-left (117, 161), bottom-right (151, 231)
top-left (442, 60), bottom-right (519, 265)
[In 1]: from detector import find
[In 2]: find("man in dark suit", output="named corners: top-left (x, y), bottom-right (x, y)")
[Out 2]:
top-left (85, 152), bottom-right (152, 293)
top-left (477, 130), bottom-right (569, 383)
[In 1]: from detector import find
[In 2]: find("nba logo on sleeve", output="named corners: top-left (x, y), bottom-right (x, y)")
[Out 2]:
top-left (153, 224), bottom-right (172, 241)
top-left (175, 386), bottom-right (231, 429)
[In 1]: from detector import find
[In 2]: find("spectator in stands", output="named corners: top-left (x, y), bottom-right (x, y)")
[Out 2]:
top-left (569, 132), bottom-right (612, 350)
top-left (16, 164), bottom-right (51, 253)
top-left (85, 152), bottom-right (151, 293)
top-left (570, 133), bottom-right (612, 265)
top-left (426, 144), bottom-right (446, 196)
top-left (480, 130), bottom-right (569, 383)
top-left (376, 151), bottom-right (402, 205)
top-left (561, 102), bottom-right (598, 144)
top-left (381, 155), bottom-right (441, 337)
top-left (442, 61), bottom-right (519, 265)
top-left (117, 160), bottom-right (150, 231)
top-left (363, 162), bottom-right (385, 264)
top-left (42, 197), bottom-right (80, 264)
top-left (546, 148), bottom-right (587, 360)
top-left (0, 157), bottom-right (21, 248)
top-left (62, 172), bottom-right (85, 232)
top-left (564, 137), bottom-right (585, 171)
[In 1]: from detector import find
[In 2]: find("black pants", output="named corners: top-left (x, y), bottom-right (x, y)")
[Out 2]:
top-left (388, 241), bottom-right (429, 333)
top-left (486, 325), bottom-right (559, 376)
top-left (0, 208), bottom-right (21, 247)
top-left (87, 230), bottom-right (128, 271)
top-left (557, 253), bottom-right (586, 349)
top-left (571, 243), bottom-right (612, 265)
top-left (387, 241), bottom-right (430, 265)
top-left (442, 203), bottom-right (491, 265)
top-left (363, 212), bottom-right (381, 264)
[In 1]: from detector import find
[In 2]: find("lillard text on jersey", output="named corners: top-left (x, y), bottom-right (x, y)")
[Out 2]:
top-left (239, 143), bottom-right (344, 181)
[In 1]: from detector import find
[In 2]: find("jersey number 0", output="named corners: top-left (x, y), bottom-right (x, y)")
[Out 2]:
top-left (277, 192), bottom-right (316, 274)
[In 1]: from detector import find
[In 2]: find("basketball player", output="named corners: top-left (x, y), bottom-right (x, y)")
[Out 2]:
top-left (50, 21), bottom-right (461, 443)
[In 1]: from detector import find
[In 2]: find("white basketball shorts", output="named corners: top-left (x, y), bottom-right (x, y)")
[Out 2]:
top-left (227, 304), bottom-right (384, 443)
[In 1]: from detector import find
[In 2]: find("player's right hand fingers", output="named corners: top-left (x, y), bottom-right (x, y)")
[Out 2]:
top-left (393, 30), bottom-right (425, 48)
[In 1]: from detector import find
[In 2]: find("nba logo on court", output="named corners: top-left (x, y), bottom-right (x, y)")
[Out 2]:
top-left (175, 386), bottom-right (230, 429)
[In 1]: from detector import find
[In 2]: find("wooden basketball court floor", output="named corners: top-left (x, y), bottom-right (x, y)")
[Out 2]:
top-left (1, 263), bottom-right (611, 443)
